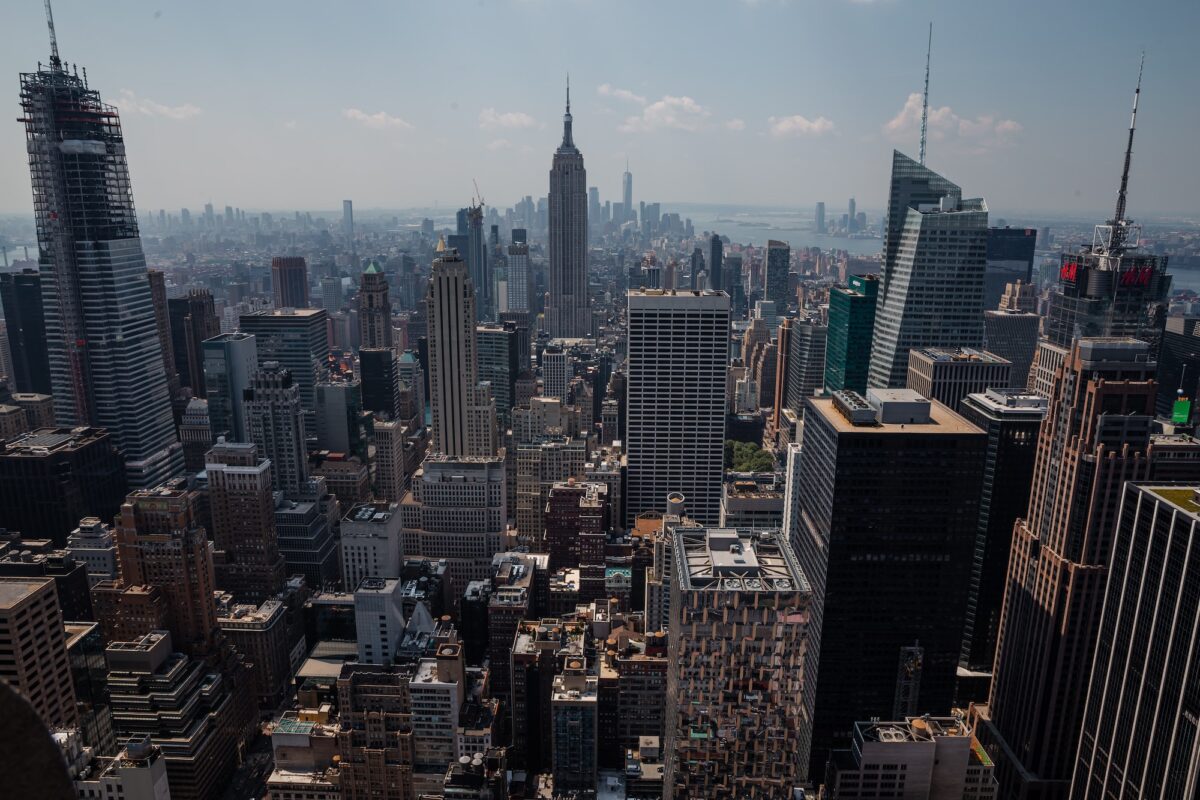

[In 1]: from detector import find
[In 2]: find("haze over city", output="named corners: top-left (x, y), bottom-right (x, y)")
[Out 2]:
top-left (1, 0), bottom-right (1199, 216)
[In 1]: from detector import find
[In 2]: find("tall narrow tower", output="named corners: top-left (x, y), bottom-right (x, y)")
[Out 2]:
top-left (622, 157), bottom-right (633, 224)
top-left (427, 240), bottom-right (496, 457)
top-left (359, 260), bottom-right (393, 350)
top-left (20, 8), bottom-right (182, 487)
top-left (547, 78), bottom-right (590, 338)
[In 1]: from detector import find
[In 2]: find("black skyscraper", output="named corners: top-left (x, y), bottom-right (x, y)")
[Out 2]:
top-left (0, 269), bottom-right (52, 394)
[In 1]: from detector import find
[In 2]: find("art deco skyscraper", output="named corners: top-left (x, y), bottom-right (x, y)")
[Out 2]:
top-left (626, 289), bottom-right (729, 525)
top-left (358, 261), bottom-right (393, 350)
top-left (868, 152), bottom-right (988, 389)
top-left (20, 35), bottom-right (181, 488)
top-left (547, 82), bottom-right (589, 338)
top-left (427, 241), bottom-right (496, 457)
top-left (244, 362), bottom-right (309, 494)
top-left (977, 338), bottom-right (1200, 798)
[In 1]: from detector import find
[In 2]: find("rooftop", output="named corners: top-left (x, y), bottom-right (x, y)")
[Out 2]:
top-left (816, 392), bottom-right (981, 435)
top-left (673, 528), bottom-right (809, 594)
top-left (1146, 485), bottom-right (1200, 515)
top-left (858, 715), bottom-right (972, 745)
top-left (0, 576), bottom-right (52, 609)
top-left (912, 347), bottom-right (1010, 365)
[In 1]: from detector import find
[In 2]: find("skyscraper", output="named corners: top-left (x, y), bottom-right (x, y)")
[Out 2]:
top-left (824, 274), bottom-right (879, 394)
top-left (342, 199), bottom-right (354, 242)
top-left (244, 362), bottom-right (309, 494)
top-left (956, 389), bottom-right (1045, 675)
top-left (238, 307), bottom-right (328, 425)
top-left (167, 290), bottom-right (220, 397)
top-left (1072, 482), bottom-right (1200, 798)
top-left (358, 260), bottom-right (393, 350)
top-left (848, 197), bottom-right (857, 232)
top-left (869, 152), bottom-right (988, 389)
top-left (205, 440), bottom-right (286, 604)
top-left (785, 316), bottom-right (828, 411)
top-left (505, 238), bottom-right (531, 313)
top-left (0, 576), bottom-right (78, 730)
top-left (20, 46), bottom-right (181, 487)
top-left (626, 289), bottom-right (729, 525)
top-left (978, 338), bottom-right (1185, 798)
top-left (271, 256), bottom-right (310, 309)
top-left (622, 159), bottom-right (633, 225)
top-left (476, 322), bottom-right (519, 426)
top-left (202, 332), bottom-right (257, 442)
top-left (663, 527), bottom-right (813, 796)
top-left (764, 240), bottom-right (791, 308)
top-left (904, 347), bottom-right (1013, 411)
top-left (465, 204), bottom-right (492, 321)
top-left (427, 240), bottom-right (496, 457)
top-left (815, 201), bottom-right (826, 234)
top-left (547, 82), bottom-right (589, 338)
top-left (983, 227), bottom-right (1036, 310)
top-left (794, 389), bottom-right (986, 778)
top-left (0, 269), bottom-right (52, 394)
top-left (708, 233), bottom-right (723, 292)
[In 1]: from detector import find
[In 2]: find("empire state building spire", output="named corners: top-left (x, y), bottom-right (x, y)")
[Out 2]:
top-left (561, 74), bottom-right (575, 150)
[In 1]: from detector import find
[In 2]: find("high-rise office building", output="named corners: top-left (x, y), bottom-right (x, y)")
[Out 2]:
top-left (977, 338), bottom-right (1196, 798)
top-left (622, 161), bottom-right (633, 225)
top-left (847, 197), bottom-right (857, 231)
top-left (1156, 316), bottom-right (1200, 418)
top-left (400, 454), bottom-right (507, 589)
top-left (794, 389), bottom-right (986, 778)
top-left (504, 239), bottom-right (531, 313)
top-left (0, 269), bottom-right (52, 393)
top-left (815, 201), bottom-right (826, 234)
top-left (238, 307), bottom-right (328, 424)
top-left (825, 274), bottom-right (879, 394)
top-left (663, 527), bottom-right (813, 797)
top-left (625, 290), bottom-right (729, 525)
top-left (983, 227), bottom-right (1037, 310)
top-left (427, 241), bottom-right (496, 457)
top-left (983, 307), bottom-right (1040, 391)
top-left (541, 346), bottom-right (571, 401)
top-left (273, 476), bottom-right (339, 590)
top-left (271, 256), bottom-right (310, 309)
top-left (360, 347), bottom-right (399, 419)
top-left (476, 323), bottom-right (519, 426)
top-left (0, 576), bottom-right (78, 730)
top-left (113, 482), bottom-right (218, 658)
top-left (0, 427), bottom-right (127, 546)
top-left (869, 152), bottom-right (988, 388)
top-left (20, 51), bottom-right (181, 487)
top-left (465, 204), bottom-right (491, 321)
top-left (957, 389), bottom-right (1046, 675)
top-left (552, 664), bottom-right (599, 791)
top-left (1072, 482), bottom-right (1200, 798)
top-left (202, 332), bottom-right (257, 441)
top-left (785, 316), bottom-right (828, 411)
top-left (244, 362), bottom-right (309, 494)
top-left (358, 261), bottom-right (393, 350)
top-left (146, 269), bottom-right (181, 409)
top-left (547, 83), bottom-right (590, 338)
top-left (371, 419), bottom-right (409, 503)
top-left (708, 233), bottom-right (724, 292)
top-left (320, 275), bottom-right (341, 313)
top-left (178, 397), bottom-right (212, 472)
top-left (315, 376), bottom-right (364, 457)
top-left (905, 347), bottom-right (1013, 412)
top-left (764, 240), bottom-right (791, 308)
top-left (342, 199), bottom-right (354, 242)
top-left (168, 290), bottom-right (220, 396)
top-left (205, 440), bottom-right (286, 604)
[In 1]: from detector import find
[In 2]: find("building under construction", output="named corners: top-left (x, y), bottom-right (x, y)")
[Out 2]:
top-left (19, 11), bottom-right (181, 488)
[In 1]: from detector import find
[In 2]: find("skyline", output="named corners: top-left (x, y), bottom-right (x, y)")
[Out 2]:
top-left (0, 0), bottom-right (1197, 218)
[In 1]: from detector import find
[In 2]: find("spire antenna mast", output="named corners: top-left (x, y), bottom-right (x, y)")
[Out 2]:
top-left (919, 22), bottom-right (932, 165)
top-left (1113, 51), bottom-right (1145, 228)
top-left (45, 0), bottom-right (62, 70)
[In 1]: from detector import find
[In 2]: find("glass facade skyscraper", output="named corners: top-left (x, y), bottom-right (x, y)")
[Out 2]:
top-left (20, 55), bottom-right (181, 487)
top-left (824, 273), bottom-right (879, 394)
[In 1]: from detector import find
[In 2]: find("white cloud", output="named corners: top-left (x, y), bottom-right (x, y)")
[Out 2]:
top-left (597, 83), bottom-right (647, 106)
top-left (724, 118), bottom-right (746, 131)
top-left (485, 138), bottom-right (513, 151)
top-left (342, 108), bottom-right (414, 130)
top-left (768, 114), bottom-right (835, 138)
top-left (479, 108), bottom-right (537, 130)
top-left (883, 92), bottom-right (1021, 152)
top-left (113, 89), bottom-right (201, 120)
top-left (283, 120), bottom-right (298, 130)
top-left (619, 95), bottom-right (711, 133)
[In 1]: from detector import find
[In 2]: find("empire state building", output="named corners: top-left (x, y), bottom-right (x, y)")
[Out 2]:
top-left (547, 81), bottom-right (589, 338)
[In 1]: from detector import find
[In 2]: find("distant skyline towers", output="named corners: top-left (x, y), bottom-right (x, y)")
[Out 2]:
top-left (427, 240), bottom-right (496, 457)
top-left (625, 289), bottom-right (729, 525)
top-left (815, 201), bottom-right (826, 234)
top-left (764, 239), bottom-right (790, 308)
top-left (869, 151), bottom-right (988, 389)
top-left (358, 260), bottom-right (393, 350)
top-left (342, 199), bottom-right (354, 242)
top-left (20, 49), bottom-right (181, 488)
top-left (708, 232), bottom-right (723, 291)
top-left (271, 256), bottom-right (310, 309)
top-left (547, 81), bottom-right (590, 338)
top-left (622, 158), bottom-right (633, 224)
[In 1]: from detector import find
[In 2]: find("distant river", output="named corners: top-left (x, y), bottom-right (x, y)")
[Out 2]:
top-left (676, 204), bottom-right (883, 255)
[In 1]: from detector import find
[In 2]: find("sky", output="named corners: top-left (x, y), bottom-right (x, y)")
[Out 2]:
top-left (1, 0), bottom-right (1198, 219)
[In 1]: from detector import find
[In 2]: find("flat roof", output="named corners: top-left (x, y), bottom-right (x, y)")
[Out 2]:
top-left (810, 395), bottom-right (982, 435)
top-left (0, 576), bottom-right (52, 609)
top-left (673, 528), bottom-right (809, 594)
top-left (1146, 485), bottom-right (1200, 515)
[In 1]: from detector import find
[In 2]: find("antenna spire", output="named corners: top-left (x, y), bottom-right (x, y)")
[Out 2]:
top-left (566, 73), bottom-right (570, 113)
top-left (45, 0), bottom-right (62, 71)
top-left (561, 73), bottom-right (575, 148)
top-left (1113, 51), bottom-right (1144, 228)
top-left (919, 22), bottom-right (932, 165)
